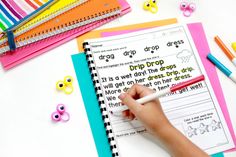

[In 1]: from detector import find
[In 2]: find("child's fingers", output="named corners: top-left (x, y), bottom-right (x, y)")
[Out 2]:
top-left (122, 110), bottom-right (136, 120)
top-left (127, 84), bottom-right (154, 98)
top-left (128, 112), bottom-right (135, 120)
top-left (122, 110), bottom-right (129, 118)
top-left (119, 93), bottom-right (143, 115)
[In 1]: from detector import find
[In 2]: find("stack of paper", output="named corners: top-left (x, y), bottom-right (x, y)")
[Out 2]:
top-left (0, 0), bottom-right (131, 70)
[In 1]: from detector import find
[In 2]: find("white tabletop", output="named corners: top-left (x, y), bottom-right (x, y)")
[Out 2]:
top-left (0, 0), bottom-right (236, 157)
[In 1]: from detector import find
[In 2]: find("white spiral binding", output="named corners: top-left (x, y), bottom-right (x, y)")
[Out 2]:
top-left (0, 9), bottom-right (121, 55)
top-left (84, 43), bottom-right (119, 157)
top-left (0, 0), bottom-right (88, 46)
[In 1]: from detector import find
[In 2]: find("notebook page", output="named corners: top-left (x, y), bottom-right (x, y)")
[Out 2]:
top-left (84, 24), bottom-right (234, 156)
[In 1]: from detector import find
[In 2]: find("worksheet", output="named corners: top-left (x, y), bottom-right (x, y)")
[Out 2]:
top-left (84, 24), bottom-right (235, 156)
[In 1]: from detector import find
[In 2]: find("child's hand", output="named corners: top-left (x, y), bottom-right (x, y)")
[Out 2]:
top-left (119, 84), bottom-right (209, 157)
top-left (118, 84), bottom-right (171, 135)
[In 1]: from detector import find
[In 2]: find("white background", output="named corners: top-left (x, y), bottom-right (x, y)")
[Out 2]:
top-left (0, 0), bottom-right (236, 156)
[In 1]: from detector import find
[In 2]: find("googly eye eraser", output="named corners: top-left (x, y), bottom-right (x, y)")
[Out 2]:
top-left (64, 76), bottom-right (73, 85)
top-left (149, 5), bottom-right (158, 13)
top-left (183, 10), bottom-right (192, 17)
top-left (64, 85), bottom-right (74, 95)
top-left (56, 81), bottom-right (65, 91)
top-left (150, 0), bottom-right (157, 6)
top-left (61, 112), bottom-right (70, 122)
top-left (188, 3), bottom-right (196, 12)
top-left (180, 2), bottom-right (188, 11)
top-left (51, 112), bottom-right (61, 122)
top-left (143, 1), bottom-right (151, 11)
top-left (57, 104), bottom-right (66, 114)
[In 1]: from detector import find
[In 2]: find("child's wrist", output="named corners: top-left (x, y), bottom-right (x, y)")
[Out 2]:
top-left (153, 120), bottom-right (174, 137)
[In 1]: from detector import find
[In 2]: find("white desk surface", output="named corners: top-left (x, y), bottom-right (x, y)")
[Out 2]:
top-left (0, 0), bottom-right (236, 157)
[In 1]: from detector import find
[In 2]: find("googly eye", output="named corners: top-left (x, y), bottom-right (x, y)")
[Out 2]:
top-left (150, 0), bottom-right (157, 5)
top-left (64, 76), bottom-right (73, 85)
top-left (143, 1), bottom-right (151, 10)
top-left (56, 81), bottom-right (65, 90)
top-left (188, 3), bottom-right (196, 12)
top-left (51, 112), bottom-right (61, 122)
top-left (180, 2), bottom-right (188, 11)
top-left (57, 104), bottom-right (66, 114)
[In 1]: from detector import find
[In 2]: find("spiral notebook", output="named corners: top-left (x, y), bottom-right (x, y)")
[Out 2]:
top-left (0, 0), bottom-right (88, 46)
top-left (0, 0), bottom-right (56, 33)
top-left (0, 0), bottom-right (130, 70)
top-left (80, 24), bottom-right (235, 156)
top-left (0, 0), bottom-right (121, 54)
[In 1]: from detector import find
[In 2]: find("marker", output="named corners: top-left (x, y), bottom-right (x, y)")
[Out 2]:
top-left (214, 36), bottom-right (236, 67)
top-left (207, 53), bottom-right (236, 83)
top-left (111, 75), bottom-right (205, 113)
top-left (232, 42), bottom-right (236, 52)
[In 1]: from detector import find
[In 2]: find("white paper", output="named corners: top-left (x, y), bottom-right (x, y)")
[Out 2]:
top-left (85, 24), bottom-right (235, 156)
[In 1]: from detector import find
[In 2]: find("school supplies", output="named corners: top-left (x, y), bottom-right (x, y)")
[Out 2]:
top-left (51, 104), bottom-right (70, 122)
top-left (0, 0), bottom-right (122, 54)
top-left (73, 21), bottom-right (236, 156)
top-left (0, 0), bottom-right (56, 33)
top-left (179, 2), bottom-right (196, 17)
top-left (91, 21), bottom-right (236, 154)
top-left (0, 0), bottom-right (88, 46)
top-left (56, 76), bottom-right (74, 95)
top-left (214, 36), bottom-right (236, 67)
top-left (143, 0), bottom-right (158, 14)
top-left (72, 53), bottom-right (225, 157)
top-left (79, 24), bottom-right (234, 156)
top-left (188, 24), bottom-right (236, 152)
top-left (232, 42), bottom-right (236, 52)
top-left (0, 0), bottom-right (130, 70)
top-left (112, 75), bottom-right (205, 113)
top-left (207, 53), bottom-right (236, 83)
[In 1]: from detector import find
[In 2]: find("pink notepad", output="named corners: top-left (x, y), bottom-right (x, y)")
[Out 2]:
top-left (0, 0), bottom-right (131, 70)
top-left (101, 23), bottom-right (236, 152)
